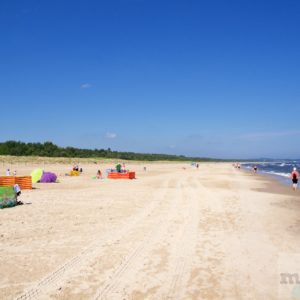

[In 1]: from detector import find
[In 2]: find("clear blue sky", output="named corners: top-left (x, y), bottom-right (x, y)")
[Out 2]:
top-left (1, 0), bottom-right (300, 158)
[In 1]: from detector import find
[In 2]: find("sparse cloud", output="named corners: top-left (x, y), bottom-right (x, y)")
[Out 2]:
top-left (105, 132), bottom-right (117, 139)
top-left (169, 145), bottom-right (176, 149)
top-left (186, 133), bottom-right (203, 140)
top-left (80, 83), bottom-right (92, 89)
top-left (240, 130), bottom-right (300, 140)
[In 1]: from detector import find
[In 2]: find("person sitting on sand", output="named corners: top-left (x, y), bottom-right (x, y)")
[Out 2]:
top-left (13, 183), bottom-right (23, 205)
top-left (96, 170), bottom-right (102, 179)
top-left (13, 184), bottom-right (21, 196)
top-left (291, 167), bottom-right (299, 191)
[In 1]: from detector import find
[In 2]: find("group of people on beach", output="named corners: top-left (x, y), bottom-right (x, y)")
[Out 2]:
top-left (6, 169), bottom-right (17, 176)
top-left (95, 163), bottom-right (133, 179)
top-left (235, 163), bottom-right (299, 191)
top-left (233, 163), bottom-right (241, 169)
top-left (72, 164), bottom-right (83, 173)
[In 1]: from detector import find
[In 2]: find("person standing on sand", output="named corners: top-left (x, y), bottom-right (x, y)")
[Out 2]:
top-left (116, 163), bottom-right (122, 173)
top-left (96, 170), bottom-right (102, 179)
top-left (253, 165), bottom-right (257, 174)
top-left (291, 167), bottom-right (299, 191)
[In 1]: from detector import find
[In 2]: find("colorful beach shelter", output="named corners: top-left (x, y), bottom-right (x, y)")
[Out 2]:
top-left (40, 172), bottom-right (57, 183)
top-left (31, 168), bottom-right (43, 183)
top-left (0, 186), bottom-right (17, 209)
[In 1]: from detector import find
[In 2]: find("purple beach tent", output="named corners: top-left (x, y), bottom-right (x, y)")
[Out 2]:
top-left (40, 172), bottom-right (57, 183)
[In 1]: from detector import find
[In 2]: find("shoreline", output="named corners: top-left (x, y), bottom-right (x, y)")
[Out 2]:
top-left (241, 166), bottom-right (300, 196)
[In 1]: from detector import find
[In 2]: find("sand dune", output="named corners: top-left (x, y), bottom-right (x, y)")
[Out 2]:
top-left (1, 162), bottom-right (299, 299)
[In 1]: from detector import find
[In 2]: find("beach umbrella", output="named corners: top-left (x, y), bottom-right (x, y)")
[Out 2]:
top-left (40, 172), bottom-right (57, 183)
top-left (31, 169), bottom-right (43, 183)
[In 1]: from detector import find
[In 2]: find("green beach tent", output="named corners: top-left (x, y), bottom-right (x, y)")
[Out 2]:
top-left (31, 168), bottom-right (43, 183)
top-left (0, 187), bottom-right (17, 209)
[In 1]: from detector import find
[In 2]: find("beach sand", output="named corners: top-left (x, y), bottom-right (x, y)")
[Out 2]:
top-left (1, 162), bottom-right (299, 299)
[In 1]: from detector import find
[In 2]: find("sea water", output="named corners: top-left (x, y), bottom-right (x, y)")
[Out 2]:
top-left (242, 160), bottom-right (300, 186)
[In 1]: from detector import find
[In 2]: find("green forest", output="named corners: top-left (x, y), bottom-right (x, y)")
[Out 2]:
top-left (0, 141), bottom-right (223, 162)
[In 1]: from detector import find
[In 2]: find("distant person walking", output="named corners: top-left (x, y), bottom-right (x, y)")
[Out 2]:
top-left (291, 167), bottom-right (299, 191)
top-left (6, 168), bottom-right (10, 176)
top-left (253, 165), bottom-right (257, 174)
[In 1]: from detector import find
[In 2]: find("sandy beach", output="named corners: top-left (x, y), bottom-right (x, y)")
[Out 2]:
top-left (1, 161), bottom-right (300, 300)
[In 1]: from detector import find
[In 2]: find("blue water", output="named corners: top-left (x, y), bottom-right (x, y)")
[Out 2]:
top-left (242, 160), bottom-right (300, 186)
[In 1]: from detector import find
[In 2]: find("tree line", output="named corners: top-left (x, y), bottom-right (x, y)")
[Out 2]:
top-left (0, 141), bottom-right (224, 162)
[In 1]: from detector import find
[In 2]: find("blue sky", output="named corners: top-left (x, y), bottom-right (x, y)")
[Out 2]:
top-left (1, 0), bottom-right (300, 158)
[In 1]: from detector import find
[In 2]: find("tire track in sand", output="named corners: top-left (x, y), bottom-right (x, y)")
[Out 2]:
top-left (14, 176), bottom-right (174, 300)
top-left (162, 176), bottom-right (200, 300)
top-left (92, 179), bottom-right (182, 300)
